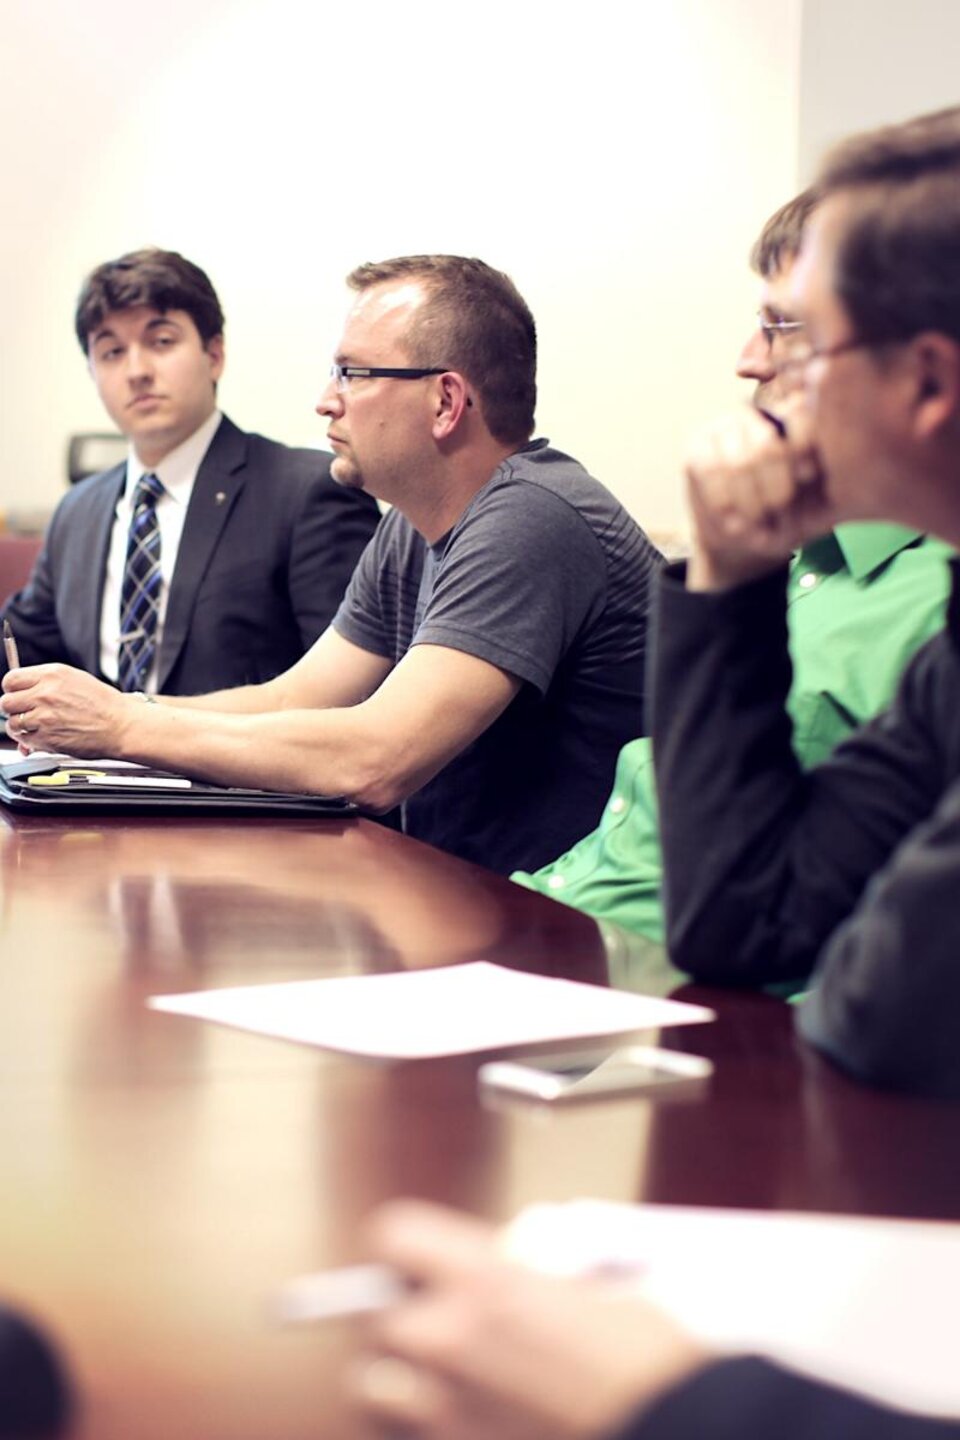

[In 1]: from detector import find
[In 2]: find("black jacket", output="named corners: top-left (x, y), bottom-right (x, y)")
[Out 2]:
top-left (619, 1357), bottom-right (960, 1440)
top-left (652, 558), bottom-right (960, 1097)
top-left (2, 415), bottom-right (379, 694)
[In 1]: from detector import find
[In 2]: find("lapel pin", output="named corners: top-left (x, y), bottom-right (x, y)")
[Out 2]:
top-left (215, 491), bottom-right (227, 505)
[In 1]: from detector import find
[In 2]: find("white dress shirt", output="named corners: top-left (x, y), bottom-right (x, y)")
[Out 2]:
top-left (100, 410), bottom-right (223, 691)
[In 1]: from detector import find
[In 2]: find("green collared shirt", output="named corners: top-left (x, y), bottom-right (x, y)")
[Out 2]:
top-left (513, 525), bottom-right (954, 941)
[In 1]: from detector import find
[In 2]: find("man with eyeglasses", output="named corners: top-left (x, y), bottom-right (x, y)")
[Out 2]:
top-left (2, 255), bottom-right (662, 875)
top-left (513, 191), bottom-right (951, 948)
top-left (652, 106), bottom-right (960, 1098)
top-left (1, 248), bottom-right (380, 696)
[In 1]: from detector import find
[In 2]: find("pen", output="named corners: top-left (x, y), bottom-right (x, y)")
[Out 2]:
top-left (271, 1248), bottom-right (650, 1327)
top-left (270, 1264), bottom-right (404, 1325)
top-left (3, 620), bottom-right (20, 670)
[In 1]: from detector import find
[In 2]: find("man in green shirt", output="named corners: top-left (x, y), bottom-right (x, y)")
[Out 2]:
top-left (513, 193), bottom-right (954, 940)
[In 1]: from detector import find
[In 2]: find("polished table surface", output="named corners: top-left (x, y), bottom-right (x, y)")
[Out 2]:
top-left (1, 810), bottom-right (958, 1438)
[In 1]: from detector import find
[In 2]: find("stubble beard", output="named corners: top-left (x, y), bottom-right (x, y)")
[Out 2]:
top-left (330, 452), bottom-right (366, 491)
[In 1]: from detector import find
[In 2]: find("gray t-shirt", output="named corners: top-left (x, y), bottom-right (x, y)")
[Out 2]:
top-left (334, 439), bottom-right (663, 873)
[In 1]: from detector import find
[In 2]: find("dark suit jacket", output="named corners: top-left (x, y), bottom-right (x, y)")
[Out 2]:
top-left (621, 1357), bottom-right (960, 1440)
top-left (2, 415), bottom-right (380, 694)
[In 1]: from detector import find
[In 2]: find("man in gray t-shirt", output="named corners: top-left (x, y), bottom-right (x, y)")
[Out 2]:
top-left (6, 255), bottom-right (661, 873)
top-left (336, 438), bottom-right (661, 872)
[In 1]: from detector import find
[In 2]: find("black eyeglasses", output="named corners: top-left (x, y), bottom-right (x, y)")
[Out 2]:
top-left (330, 364), bottom-right (446, 392)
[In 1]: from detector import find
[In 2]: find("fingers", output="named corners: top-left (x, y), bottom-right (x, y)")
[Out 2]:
top-left (362, 1198), bottom-right (518, 1399)
top-left (1, 661), bottom-right (64, 696)
top-left (1, 664), bottom-right (61, 726)
top-left (351, 1353), bottom-right (448, 1434)
top-left (2, 690), bottom-right (40, 747)
top-left (2, 668), bottom-right (40, 732)
top-left (0, 664), bottom-right (119, 758)
top-left (363, 1203), bottom-right (500, 1376)
top-left (686, 406), bottom-right (801, 526)
top-left (684, 401), bottom-right (834, 591)
top-left (5, 718), bottom-right (37, 750)
top-left (366, 1203), bottom-right (498, 1290)
top-left (351, 1205), bottom-right (488, 1438)
top-left (350, 1202), bottom-right (715, 1440)
top-left (3, 687), bottom-right (49, 748)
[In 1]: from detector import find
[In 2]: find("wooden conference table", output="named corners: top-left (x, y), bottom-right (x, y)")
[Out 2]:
top-left (0, 808), bottom-right (957, 1439)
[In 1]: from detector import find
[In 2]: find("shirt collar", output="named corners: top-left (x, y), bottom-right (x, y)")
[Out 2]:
top-left (125, 409), bottom-right (222, 503)
top-left (804, 521), bottom-right (923, 583)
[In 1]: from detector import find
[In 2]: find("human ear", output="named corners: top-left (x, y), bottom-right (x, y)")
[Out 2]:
top-left (909, 333), bottom-right (960, 440)
top-left (205, 333), bottom-right (226, 383)
top-left (432, 372), bottom-right (471, 440)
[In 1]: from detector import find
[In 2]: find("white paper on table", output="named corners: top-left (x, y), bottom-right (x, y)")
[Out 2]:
top-left (0, 747), bottom-right (61, 761)
top-left (147, 960), bottom-right (714, 1059)
top-left (0, 751), bottom-right (142, 768)
top-left (504, 1200), bottom-right (960, 1418)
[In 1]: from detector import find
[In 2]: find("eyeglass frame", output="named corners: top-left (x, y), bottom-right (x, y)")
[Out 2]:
top-left (758, 313), bottom-right (805, 350)
top-left (330, 363), bottom-right (447, 392)
top-left (774, 333), bottom-right (892, 373)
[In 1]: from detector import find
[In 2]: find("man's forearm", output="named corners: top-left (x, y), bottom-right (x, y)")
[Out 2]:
top-left (113, 700), bottom-right (399, 808)
top-left (653, 563), bottom-right (810, 982)
top-left (154, 676), bottom-right (284, 714)
top-left (1, 663), bottom-right (395, 807)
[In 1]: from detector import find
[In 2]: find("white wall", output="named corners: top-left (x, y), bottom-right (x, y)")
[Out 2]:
top-left (0, 0), bottom-right (800, 535)
top-left (799, 0), bottom-right (960, 180)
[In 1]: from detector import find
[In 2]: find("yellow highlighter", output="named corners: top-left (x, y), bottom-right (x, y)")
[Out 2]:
top-left (28, 770), bottom-right (107, 787)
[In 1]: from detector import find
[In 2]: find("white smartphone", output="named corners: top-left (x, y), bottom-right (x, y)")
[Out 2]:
top-left (477, 1044), bottom-right (712, 1103)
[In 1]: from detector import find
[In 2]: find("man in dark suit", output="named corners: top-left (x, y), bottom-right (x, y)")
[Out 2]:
top-left (2, 248), bottom-right (379, 695)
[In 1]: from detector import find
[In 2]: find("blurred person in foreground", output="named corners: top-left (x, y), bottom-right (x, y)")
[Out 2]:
top-left (349, 1200), bottom-right (959, 1440)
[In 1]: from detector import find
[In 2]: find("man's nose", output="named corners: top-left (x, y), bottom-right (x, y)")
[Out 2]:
top-left (316, 377), bottom-right (343, 418)
top-left (735, 327), bottom-right (775, 385)
top-left (126, 344), bottom-right (153, 383)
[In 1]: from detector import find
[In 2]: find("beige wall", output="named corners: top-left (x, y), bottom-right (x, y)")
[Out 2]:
top-left (0, 0), bottom-right (800, 537)
top-left (799, 0), bottom-right (960, 180)
top-left (5, 2), bottom-right (957, 540)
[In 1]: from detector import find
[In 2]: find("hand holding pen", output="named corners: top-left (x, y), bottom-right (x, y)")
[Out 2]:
top-left (1, 651), bottom-right (129, 757)
top-left (1, 620), bottom-right (34, 751)
top-left (284, 1201), bottom-right (706, 1440)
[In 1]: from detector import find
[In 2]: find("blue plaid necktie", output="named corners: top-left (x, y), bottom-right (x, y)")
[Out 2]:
top-left (118, 471), bottom-right (166, 692)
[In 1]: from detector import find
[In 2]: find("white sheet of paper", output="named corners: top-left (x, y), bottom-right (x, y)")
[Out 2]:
top-left (0, 751), bottom-right (141, 768)
top-left (148, 961), bottom-right (714, 1058)
top-left (0, 747), bottom-right (61, 761)
top-left (505, 1200), bottom-right (960, 1417)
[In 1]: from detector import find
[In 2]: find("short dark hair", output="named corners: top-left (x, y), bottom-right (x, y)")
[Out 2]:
top-left (346, 255), bottom-right (537, 446)
top-left (750, 188), bottom-right (818, 277)
top-left (75, 248), bottom-right (225, 353)
top-left (814, 105), bottom-right (960, 346)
